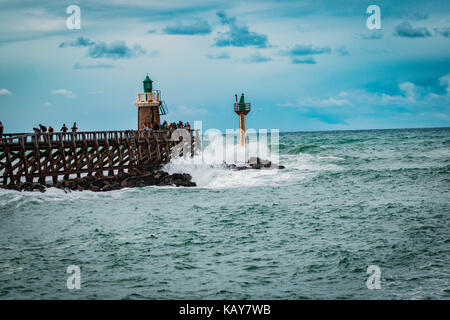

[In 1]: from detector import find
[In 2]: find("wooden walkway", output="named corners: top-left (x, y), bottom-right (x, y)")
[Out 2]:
top-left (0, 130), bottom-right (200, 185)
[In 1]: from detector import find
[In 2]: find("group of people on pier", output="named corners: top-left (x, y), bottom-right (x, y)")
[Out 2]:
top-left (0, 119), bottom-right (192, 138)
top-left (142, 120), bottom-right (191, 132)
top-left (33, 122), bottom-right (78, 134)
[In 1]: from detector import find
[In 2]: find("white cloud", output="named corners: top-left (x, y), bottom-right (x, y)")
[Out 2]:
top-left (279, 74), bottom-right (450, 112)
top-left (51, 89), bottom-right (77, 99)
top-left (381, 77), bottom-right (450, 107)
top-left (171, 105), bottom-right (207, 116)
top-left (439, 74), bottom-right (450, 95)
top-left (297, 96), bottom-right (353, 108)
top-left (381, 81), bottom-right (419, 105)
top-left (43, 102), bottom-right (51, 107)
top-left (0, 88), bottom-right (12, 95)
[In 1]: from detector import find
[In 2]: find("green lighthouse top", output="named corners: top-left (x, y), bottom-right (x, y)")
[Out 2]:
top-left (238, 93), bottom-right (245, 105)
top-left (238, 93), bottom-right (246, 110)
top-left (234, 93), bottom-right (251, 113)
top-left (143, 74), bottom-right (153, 92)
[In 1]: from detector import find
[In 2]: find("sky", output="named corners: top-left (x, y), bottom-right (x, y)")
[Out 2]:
top-left (0, 0), bottom-right (449, 133)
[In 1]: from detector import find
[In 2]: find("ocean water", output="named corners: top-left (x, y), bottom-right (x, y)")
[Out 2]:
top-left (0, 128), bottom-right (449, 299)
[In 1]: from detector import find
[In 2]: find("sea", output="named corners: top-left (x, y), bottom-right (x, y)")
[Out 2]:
top-left (0, 127), bottom-right (449, 299)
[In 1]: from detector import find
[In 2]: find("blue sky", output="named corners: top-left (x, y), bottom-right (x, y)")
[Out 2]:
top-left (0, 0), bottom-right (449, 133)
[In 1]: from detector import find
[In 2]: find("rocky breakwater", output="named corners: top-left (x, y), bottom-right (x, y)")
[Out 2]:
top-left (224, 157), bottom-right (285, 170)
top-left (2, 170), bottom-right (196, 193)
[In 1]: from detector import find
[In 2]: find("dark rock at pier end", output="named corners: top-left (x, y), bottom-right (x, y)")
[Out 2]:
top-left (2, 170), bottom-right (196, 193)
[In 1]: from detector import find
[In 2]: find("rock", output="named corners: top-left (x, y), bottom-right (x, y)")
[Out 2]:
top-left (102, 184), bottom-right (113, 192)
top-left (222, 158), bottom-right (285, 171)
top-left (250, 163), bottom-right (262, 169)
top-left (248, 157), bottom-right (261, 165)
top-left (154, 172), bottom-right (162, 180)
top-left (1, 167), bottom-right (197, 193)
top-left (110, 183), bottom-right (121, 190)
top-left (172, 173), bottom-right (184, 180)
top-left (120, 178), bottom-right (130, 187)
top-left (67, 181), bottom-right (76, 189)
top-left (261, 159), bottom-right (272, 167)
top-left (142, 174), bottom-right (155, 185)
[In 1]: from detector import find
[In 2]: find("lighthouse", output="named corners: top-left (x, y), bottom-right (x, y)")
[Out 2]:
top-left (134, 75), bottom-right (168, 130)
top-left (234, 93), bottom-right (251, 146)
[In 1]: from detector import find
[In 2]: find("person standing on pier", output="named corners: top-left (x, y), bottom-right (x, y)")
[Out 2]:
top-left (48, 126), bottom-right (54, 133)
top-left (60, 124), bottom-right (68, 132)
top-left (0, 122), bottom-right (4, 138)
top-left (39, 124), bottom-right (47, 133)
top-left (71, 122), bottom-right (78, 132)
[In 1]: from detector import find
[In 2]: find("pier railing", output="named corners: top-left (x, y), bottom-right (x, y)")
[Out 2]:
top-left (0, 129), bottom-right (201, 185)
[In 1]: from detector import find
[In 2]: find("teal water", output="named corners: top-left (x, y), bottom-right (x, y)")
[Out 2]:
top-left (0, 128), bottom-right (449, 299)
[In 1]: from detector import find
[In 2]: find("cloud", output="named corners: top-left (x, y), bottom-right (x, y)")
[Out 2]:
top-left (206, 52), bottom-right (230, 60)
top-left (242, 52), bottom-right (271, 63)
top-left (87, 41), bottom-right (146, 59)
top-left (403, 12), bottom-right (429, 21)
top-left (59, 37), bottom-right (146, 60)
top-left (163, 20), bottom-right (212, 35)
top-left (73, 62), bottom-right (115, 70)
top-left (360, 31), bottom-right (383, 40)
top-left (394, 21), bottom-right (431, 38)
top-left (298, 96), bottom-right (353, 108)
top-left (381, 82), bottom-right (419, 104)
top-left (0, 88), bottom-right (12, 95)
top-left (214, 11), bottom-right (269, 48)
top-left (51, 89), bottom-right (77, 99)
top-left (171, 105), bottom-right (208, 116)
top-left (278, 74), bottom-right (450, 124)
top-left (335, 46), bottom-right (349, 56)
top-left (434, 27), bottom-right (450, 38)
top-left (379, 76), bottom-right (450, 108)
top-left (43, 102), bottom-right (51, 107)
top-left (279, 94), bottom-right (350, 124)
top-left (282, 44), bottom-right (333, 64)
top-left (59, 36), bottom-right (95, 48)
top-left (291, 56), bottom-right (316, 64)
top-left (285, 44), bottom-right (331, 56)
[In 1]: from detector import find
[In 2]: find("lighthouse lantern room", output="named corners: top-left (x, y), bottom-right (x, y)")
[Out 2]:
top-left (134, 74), bottom-right (168, 130)
top-left (234, 93), bottom-right (251, 146)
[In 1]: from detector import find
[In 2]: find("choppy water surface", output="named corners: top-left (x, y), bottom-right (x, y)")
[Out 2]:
top-left (0, 128), bottom-right (449, 299)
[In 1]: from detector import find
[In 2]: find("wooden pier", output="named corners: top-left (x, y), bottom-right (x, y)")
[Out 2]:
top-left (0, 130), bottom-right (200, 185)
